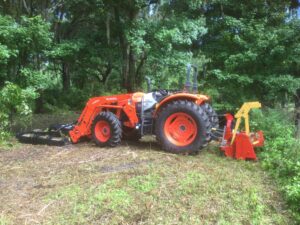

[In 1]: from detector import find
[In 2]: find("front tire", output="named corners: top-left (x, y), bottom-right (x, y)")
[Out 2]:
top-left (155, 100), bottom-right (210, 154)
top-left (91, 112), bottom-right (122, 147)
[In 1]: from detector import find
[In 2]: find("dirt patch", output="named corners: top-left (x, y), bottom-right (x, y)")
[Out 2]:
top-left (0, 138), bottom-right (292, 225)
top-left (0, 138), bottom-right (159, 224)
top-left (100, 159), bottom-right (153, 173)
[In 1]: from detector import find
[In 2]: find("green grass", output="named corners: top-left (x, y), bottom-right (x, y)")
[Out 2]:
top-left (0, 215), bottom-right (10, 225)
top-left (44, 181), bottom-right (134, 224)
top-left (42, 146), bottom-right (290, 225)
top-left (128, 173), bottom-right (161, 193)
top-left (0, 139), bottom-right (292, 224)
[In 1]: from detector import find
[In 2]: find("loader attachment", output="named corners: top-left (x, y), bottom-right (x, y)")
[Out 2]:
top-left (16, 123), bottom-right (74, 146)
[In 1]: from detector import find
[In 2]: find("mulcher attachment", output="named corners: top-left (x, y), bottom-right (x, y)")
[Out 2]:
top-left (219, 102), bottom-right (265, 160)
top-left (16, 123), bottom-right (74, 146)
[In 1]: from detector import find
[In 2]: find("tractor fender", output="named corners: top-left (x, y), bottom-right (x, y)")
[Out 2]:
top-left (154, 93), bottom-right (210, 115)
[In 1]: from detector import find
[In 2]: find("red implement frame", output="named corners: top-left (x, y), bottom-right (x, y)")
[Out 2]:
top-left (220, 102), bottom-right (265, 160)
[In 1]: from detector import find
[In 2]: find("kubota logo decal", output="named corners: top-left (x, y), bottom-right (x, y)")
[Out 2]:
top-left (105, 97), bottom-right (117, 101)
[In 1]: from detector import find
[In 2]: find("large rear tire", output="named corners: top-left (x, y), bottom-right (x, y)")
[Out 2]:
top-left (91, 112), bottom-right (122, 147)
top-left (201, 103), bottom-right (219, 141)
top-left (201, 103), bottom-right (219, 128)
top-left (155, 100), bottom-right (210, 154)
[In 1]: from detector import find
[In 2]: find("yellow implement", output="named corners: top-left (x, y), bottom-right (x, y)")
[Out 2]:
top-left (231, 102), bottom-right (261, 144)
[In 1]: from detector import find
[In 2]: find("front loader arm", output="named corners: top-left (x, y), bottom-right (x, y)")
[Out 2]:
top-left (69, 94), bottom-right (139, 143)
top-left (69, 97), bottom-right (103, 143)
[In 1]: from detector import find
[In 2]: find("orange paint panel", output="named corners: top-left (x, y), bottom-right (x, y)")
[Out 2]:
top-left (155, 93), bottom-right (209, 114)
top-left (69, 93), bottom-right (138, 143)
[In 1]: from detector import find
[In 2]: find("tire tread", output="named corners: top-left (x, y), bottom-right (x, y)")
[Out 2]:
top-left (91, 111), bottom-right (122, 147)
top-left (155, 100), bottom-right (210, 154)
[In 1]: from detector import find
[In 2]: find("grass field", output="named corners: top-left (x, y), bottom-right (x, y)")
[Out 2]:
top-left (0, 137), bottom-right (292, 225)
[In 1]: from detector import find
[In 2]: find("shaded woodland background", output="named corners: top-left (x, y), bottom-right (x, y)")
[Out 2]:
top-left (0, 0), bottom-right (299, 112)
top-left (1, 0), bottom-right (300, 222)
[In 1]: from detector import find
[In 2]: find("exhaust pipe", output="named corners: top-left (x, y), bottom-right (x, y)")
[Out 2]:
top-left (184, 64), bottom-right (192, 92)
top-left (184, 64), bottom-right (198, 93)
top-left (192, 65), bottom-right (198, 94)
top-left (145, 76), bottom-right (151, 92)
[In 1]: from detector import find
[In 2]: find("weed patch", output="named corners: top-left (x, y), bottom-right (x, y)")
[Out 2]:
top-left (128, 173), bottom-right (160, 193)
top-left (44, 179), bottom-right (135, 224)
top-left (0, 215), bottom-right (10, 225)
top-left (177, 171), bottom-right (205, 195)
top-left (252, 109), bottom-right (300, 222)
top-left (0, 137), bottom-right (292, 224)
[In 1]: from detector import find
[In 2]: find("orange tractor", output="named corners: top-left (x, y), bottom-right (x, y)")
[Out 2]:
top-left (17, 65), bottom-right (218, 154)
top-left (17, 64), bottom-right (264, 158)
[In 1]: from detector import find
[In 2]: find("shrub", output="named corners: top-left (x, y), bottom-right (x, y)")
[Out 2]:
top-left (0, 82), bottom-right (38, 141)
top-left (251, 108), bottom-right (300, 222)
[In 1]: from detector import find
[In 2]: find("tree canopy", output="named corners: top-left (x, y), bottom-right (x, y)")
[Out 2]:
top-left (0, 0), bottom-right (299, 111)
top-left (1, 0), bottom-right (300, 221)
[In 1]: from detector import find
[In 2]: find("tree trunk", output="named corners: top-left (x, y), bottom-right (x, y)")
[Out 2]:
top-left (62, 63), bottom-right (70, 91)
top-left (135, 50), bottom-right (147, 88)
top-left (281, 92), bottom-right (289, 109)
top-left (35, 92), bottom-right (44, 113)
top-left (128, 47), bottom-right (136, 91)
top-left (114, 7), bottom-right (131, 91)
top-left (95, 63), bottom-right (113, 86)
top-left (106, 13), bottom-right (111, 46)
top-left (295, 89), bottom-right (300, 139)
top-left (121, 46), bottom-right (130, 91)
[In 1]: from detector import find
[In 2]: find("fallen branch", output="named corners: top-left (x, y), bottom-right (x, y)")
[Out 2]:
top-left (37, 201), bottom-right (55, 216)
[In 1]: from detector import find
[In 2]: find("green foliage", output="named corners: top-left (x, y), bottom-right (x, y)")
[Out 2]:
top-left (0, 1), bottom-right (299, 223)
top-left (19, 68), bottom-right (58, 91)
top-left (47, 40), bottom-right (84, 60)
top-left (203, 1), bottom-right (300, 108)
top-left (0, 82), bottom-right (37, 139)
top-left (0, 13), bottom-right (53, 122)
top-left (1, 1), bottom-right (299, 111)
top-left (251, 109), bottom-right (300, 221)
top-left (0, 15), bottom-right (52, 72)
top-left (263, 75), bottom-right (300, 103)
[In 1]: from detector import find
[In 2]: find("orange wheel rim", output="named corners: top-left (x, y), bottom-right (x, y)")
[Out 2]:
top-left (164, 112), bottom-right (197, 146)
top-left (94, 121), bottom-right (111, 142)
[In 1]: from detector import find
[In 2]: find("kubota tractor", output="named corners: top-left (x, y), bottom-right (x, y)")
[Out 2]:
top-left (17, 64), bottom-right (219, 154)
